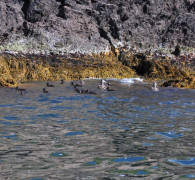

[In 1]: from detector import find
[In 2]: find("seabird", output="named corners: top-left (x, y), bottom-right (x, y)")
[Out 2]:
top-left (60, 79), bottom-right (65, 84)
top-left (15, 86), bottom-right (26, 91)
top-left (43, 88), bottom-right (49, 93)
top-left (98, 80), bottom-right (108, 90)
top-left (107, 86), bottom-right (115, 91)
top-left (71, 81), bottom-right (83, 87)
top-left (46, 82), bottom-right (54, 87)
top-left (151, 82), bottom-right (159, 91)
top-left (171, 45), bottom-right (180, 57)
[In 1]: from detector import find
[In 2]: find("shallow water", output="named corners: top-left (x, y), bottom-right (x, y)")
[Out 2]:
top-left (0, 79), bottom-right (195, 179)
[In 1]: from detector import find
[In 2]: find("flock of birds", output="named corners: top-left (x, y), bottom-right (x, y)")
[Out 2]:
top-left (15, 79), bottom-right (159, 96)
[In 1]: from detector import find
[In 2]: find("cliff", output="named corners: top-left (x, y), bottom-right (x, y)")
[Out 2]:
top-left (0, 0), bottom-right (195, 88)
top-left (0, 0), bottom-right (195, 54)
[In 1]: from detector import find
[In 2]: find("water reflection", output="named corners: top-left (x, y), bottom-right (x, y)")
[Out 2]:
top-left (113, 157), bottom-right (145, 163)
top-left (168, 158), bottom-right (195, 166)
top-left (0, 79), bottom-right (194, 179)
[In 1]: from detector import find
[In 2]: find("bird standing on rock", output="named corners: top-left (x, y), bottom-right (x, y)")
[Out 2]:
top-left (171, 45), bottom-right (180, 58)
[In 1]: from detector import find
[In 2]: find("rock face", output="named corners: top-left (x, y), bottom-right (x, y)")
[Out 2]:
top-left (0, 0), bottom-right (195, 54)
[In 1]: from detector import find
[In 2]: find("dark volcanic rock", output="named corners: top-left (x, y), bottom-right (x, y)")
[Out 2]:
top-left (0, 0), bottom-right (195, 55)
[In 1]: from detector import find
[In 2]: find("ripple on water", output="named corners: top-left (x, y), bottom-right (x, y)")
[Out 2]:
top-left (136, 170), bottom-right (148, 175)
top-left (20, 106), bottom-right (37, 110)
top-left (0, 104), bottom-right (14, 107)
top-left (147, 137), bottom-right (157, 140)
top-left (156, 132), bottom-right (183, 138)
top-left (168, 158), bottom-right (195, 166)
top-left (185, 174), bottom-right (195, 178)
top-left (49, 106), bottom-right (73, 111)
top-left (3, 116), bottom-right (20, 120)
top-left (1, 133), bottom-right (18, 140)
top-left (113, 157), bottom-right (145, 163)
top-left (36, 114), bottom-right (62, 119)
top-left (87, 161), bottom-right (97, 166)
top-left (37, 97), bottom-right (49, 102)
top-left (0, 121), bottom-right (23, 126)
top-left (50, 99), bottom-right (63, 103)
top-left (142, 143), bottom-right (153, 146)
top-left (51, 153), bottom-right (67, 157)
top-left (65, 131), bottom-right (84, 136)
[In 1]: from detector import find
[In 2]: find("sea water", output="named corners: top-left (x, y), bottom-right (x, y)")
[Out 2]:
top-left (0, 79), bottom-right (194, 179)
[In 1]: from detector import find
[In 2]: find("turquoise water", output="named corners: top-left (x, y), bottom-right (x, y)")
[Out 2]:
top-left (0, 79), bottom-right (194, 179)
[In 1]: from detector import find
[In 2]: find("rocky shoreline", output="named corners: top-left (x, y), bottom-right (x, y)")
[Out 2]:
top-left (0, 0), bottom-right (195, 88)
top-left (0, 49), bottom-right (194, 89)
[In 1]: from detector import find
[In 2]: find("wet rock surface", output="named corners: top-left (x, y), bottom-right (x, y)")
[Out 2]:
top-left (0, 52), bottom-right (194, 89)
top-left (0, 0), bottom-right (195, 54)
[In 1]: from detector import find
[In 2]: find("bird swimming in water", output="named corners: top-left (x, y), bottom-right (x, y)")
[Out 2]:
top-left (74, 87), bottom-right (97, 95)
top-left (98, 80), bottom-right (108, 90)
top-left (15, 86), bottom-right (26, 91)
top-left (71, 80), bottom-right (84, 87)
top-left (151, 82), bottom-right (159, 91)
top-left (60, 79), bottom-right (65, 84)
top-left (107, 86), bottom-right (115, 91)
top-left (43, 88), bottom-right (49, 93)
top-left (46, 82), bottom-right (54, 87)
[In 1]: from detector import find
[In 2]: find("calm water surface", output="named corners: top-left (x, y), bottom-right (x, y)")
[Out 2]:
top-left (0, 79), bottom-right (194, 179)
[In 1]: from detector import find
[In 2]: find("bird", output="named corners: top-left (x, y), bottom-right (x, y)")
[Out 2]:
top-left (171, 45), bottom-right (180, 57)
top-left (151, 82), bottom-right (159, 91)
top-left (60, 79), bottom-right (65, 84)
top-left (107, 86), bottom-right (115, 91)
top-left (71, 80), bottom-right (83, 87)
top-left (98, 80), bottom-right (108, 90)
top-left (74, 88), bottom-right (97, 95)
top-left (43, 88), bottom-right (49, 93)
top-left (46, 82), bottom-right (54, 87)
top-left (15, 86), bottom-right (26, 91)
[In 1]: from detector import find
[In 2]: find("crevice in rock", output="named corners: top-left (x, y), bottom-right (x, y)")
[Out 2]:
top-left (98, 27), bottom-right (114, 47)
top-left (22, 21), bottom-right (34, 37)
top-left (21, 0), bottom-right (30, 20)
top-left (56, 0), bottom-right (65, 9)
top-left (143, 4), bottom-right (148, 14)
top-left (109, 18), bottom-right (119, 40)
top-left (56, 0), bottom-right (66, 18)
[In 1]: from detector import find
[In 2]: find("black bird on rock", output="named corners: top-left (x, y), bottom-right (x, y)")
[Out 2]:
top-left (171, 45), bottom-right (180, 57)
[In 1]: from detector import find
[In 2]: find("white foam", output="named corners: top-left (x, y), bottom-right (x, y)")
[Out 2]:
top-left (84, 77), bottom-right (143, 85)
top-left (119, 78), bottom-right (143, 84)
top-left (84, 77), bottom-right (102, 80)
